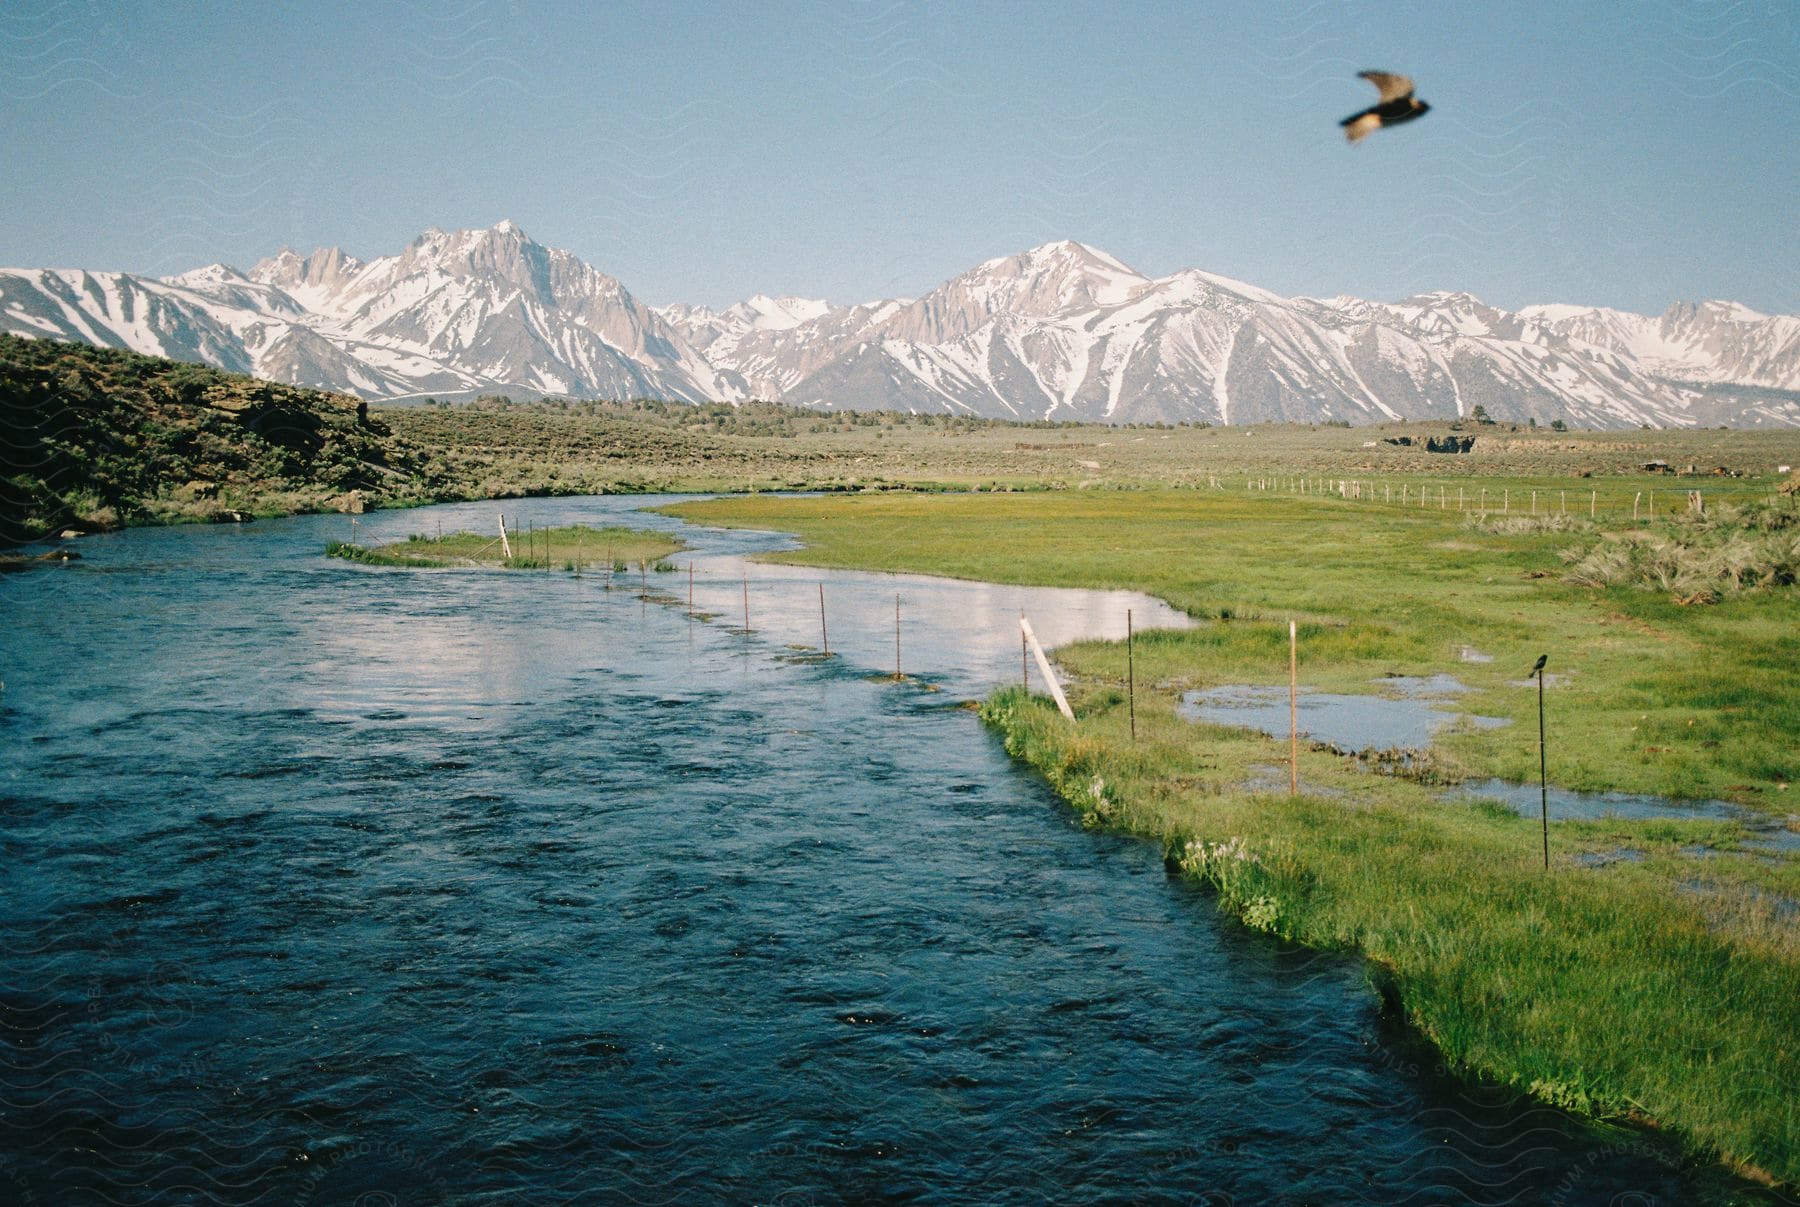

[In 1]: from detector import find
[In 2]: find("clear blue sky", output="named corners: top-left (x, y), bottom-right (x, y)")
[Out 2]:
top-left (3, 1), bottom-right (1795, 314)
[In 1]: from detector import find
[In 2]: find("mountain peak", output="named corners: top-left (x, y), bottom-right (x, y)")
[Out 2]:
top-left (165, 263), bottom-right (249, 288)
top-left (248, 244), bottom-right (361, 297)
top-left (1671, 299), bottom-right (1769, 323)
top-left (727, 294), bottom-right (834, 331)
top-left (1402, 290), bottom-right (1490, 309)
top-left (940, 240), bottom-right (1149, 319)
top-left (1031, 238), bottom-right (1136, 270)
top-left (1518, 302), bottom-right (1644, 323)
top-left (455, 219), bottom-right (532, 247)
top-left (982, 239), bottom-right (1143, 282)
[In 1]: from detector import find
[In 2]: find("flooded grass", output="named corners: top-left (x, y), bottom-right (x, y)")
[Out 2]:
top-left (326, 524), bottom-right (682, 570)
top-left (1451, 780), bottom-right (1800, 851)
top-left (1177, 676), bottom-right (1510, 754)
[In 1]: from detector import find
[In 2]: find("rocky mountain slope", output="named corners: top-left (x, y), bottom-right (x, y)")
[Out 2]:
top-left (4, 223), bottom-right (1796, 428)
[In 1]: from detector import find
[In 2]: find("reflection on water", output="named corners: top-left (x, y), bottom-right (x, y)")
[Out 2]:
top-left (0, 497), bottom-right (1753, 1203)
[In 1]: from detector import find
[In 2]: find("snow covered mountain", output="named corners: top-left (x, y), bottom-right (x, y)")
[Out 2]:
top-left (659, 243), bottom-right (1799, 428)
top-left (653, 292), bottom-right (889, 399)
top-left (1518, 301), bottom-right (1800, 392)
top-left (4, 223), bottom-right (1797, 427)
top-left (244, 221), bottom-right (738, 402)
top-left (0, 221), bottom-right (733, 403)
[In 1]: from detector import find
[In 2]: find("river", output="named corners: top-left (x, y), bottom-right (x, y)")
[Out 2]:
top-left (0, 496), bottom-right (1742, 1203)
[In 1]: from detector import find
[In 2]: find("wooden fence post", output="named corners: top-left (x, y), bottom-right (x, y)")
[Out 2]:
top-left (1289, 619), bottom-right (1299, 795)
top-left (1127, 609), bottom-right (1136, 741)
top-left (1020, 616), bottom-right (1075, 720)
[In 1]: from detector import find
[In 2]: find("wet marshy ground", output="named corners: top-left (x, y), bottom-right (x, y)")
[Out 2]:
top-left (1181, 675), bottom-right (1797, 852)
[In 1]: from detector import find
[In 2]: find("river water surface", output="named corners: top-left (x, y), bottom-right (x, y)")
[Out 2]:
top-left (0, 497), bottom-right (1757, 1203)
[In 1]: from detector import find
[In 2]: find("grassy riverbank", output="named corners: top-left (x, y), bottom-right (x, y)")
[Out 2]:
top-left (666, 488), bottom-right (1800, 1189)
top-left (326, 524), bottom-right (681, 570)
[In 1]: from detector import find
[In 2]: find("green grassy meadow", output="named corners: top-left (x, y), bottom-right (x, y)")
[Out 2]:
top-left (666, 483), bottom-right (1800, 1188)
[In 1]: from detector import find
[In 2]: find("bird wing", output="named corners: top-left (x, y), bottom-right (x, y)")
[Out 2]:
top-left (1358, 70), bottom-right (1414, 102)
top-left (1342, 112), bottom-right (1382, 144)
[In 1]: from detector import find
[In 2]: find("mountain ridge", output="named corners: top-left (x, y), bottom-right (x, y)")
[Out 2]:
top-left (3, 221), bottom-right (1796, 428)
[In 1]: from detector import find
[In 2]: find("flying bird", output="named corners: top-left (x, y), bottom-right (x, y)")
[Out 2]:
top-left (1341, 70), bottom-right (1429, 143)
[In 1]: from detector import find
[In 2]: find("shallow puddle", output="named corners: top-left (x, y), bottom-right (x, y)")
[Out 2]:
top-left (1179, 675), bottom-right (1509, 754)
top-left (1452, 779), bottom-right (1800, 852)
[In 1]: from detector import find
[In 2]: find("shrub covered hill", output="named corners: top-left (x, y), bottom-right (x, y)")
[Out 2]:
top-left (0, 334), bottom-right (949, 545)
top-left (0, 333), bottom-right (445, 544)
